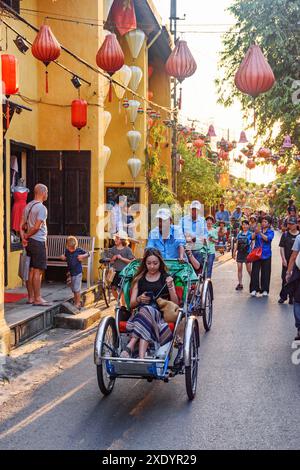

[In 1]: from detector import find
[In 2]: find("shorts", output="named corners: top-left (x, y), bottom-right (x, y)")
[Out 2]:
top-left (26, 239), bottom-right (47, 270)
top-left (111, 271), bottom-right (121, 288)
top-left (236, 253), bottom-right (248, 264)
top-left (71, 273), bottom-right (82, 293)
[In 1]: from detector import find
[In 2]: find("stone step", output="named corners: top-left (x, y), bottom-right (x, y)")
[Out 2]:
top-left (55, 303), bottom-right (108, 330)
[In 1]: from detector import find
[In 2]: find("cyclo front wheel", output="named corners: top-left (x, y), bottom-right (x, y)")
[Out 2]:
top-left (185, 320), bottom-right (199, 401)
top-left (96, 317), bottom-right (117, 396)
top-left (202, 283), bottom-right (213, 331)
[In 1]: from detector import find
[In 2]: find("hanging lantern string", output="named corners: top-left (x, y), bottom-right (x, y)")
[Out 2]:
top-left (2, 19), bottom-right (91, 87)
top-left (1, 10), bottom-right (175, 116)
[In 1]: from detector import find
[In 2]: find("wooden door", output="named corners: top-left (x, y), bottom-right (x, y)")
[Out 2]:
top-left (27, 151), bottom-right (91, 236)
top-left (27, 151), bottom-right (63, 235)
top-left (63, 151), bottom-right (91, 235)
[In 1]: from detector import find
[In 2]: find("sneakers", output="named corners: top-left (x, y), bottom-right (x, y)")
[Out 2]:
top-left (236, 284), bottom-right (243, 291)
top-left (250, 291), bottom-right (257, 297)
top-left (262, 291), bottom-right (269, 297)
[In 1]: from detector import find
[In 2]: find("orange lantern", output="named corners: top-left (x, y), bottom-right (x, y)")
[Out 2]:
top-left (1, 54), bottom-right (19, 129)
top-left (258, 147), bottom-right (271, 158)
top-left (71, 99), bottom-right (87, 152)
top-left (276, 165), bottom-right (287, 175)
top-left (148, 90), bottom-right (154, 101)
top-left (246, 159), bottom-right (256, 169)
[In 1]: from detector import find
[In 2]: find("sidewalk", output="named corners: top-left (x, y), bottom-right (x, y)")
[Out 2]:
top-left (4, 280), bottom-right (105, 349)
top-left (5, 282), bottom-right (79, 327)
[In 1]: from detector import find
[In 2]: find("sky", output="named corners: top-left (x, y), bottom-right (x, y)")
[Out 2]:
top-left (152, 0), bottom-right (276, 183)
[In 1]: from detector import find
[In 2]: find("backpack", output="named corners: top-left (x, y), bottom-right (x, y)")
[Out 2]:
top-left (237, 232), bottom-right (250, 253)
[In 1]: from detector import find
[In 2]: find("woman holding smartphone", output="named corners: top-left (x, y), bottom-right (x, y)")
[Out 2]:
top-left (121, 248), bottom-right (179, 359)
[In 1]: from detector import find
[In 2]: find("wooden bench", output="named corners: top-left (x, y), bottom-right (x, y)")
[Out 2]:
top-left (47, 236), bottom-right (95, 288)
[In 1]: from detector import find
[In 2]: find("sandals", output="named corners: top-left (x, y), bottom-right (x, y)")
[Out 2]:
top-left (120, 346), bottom-right (132, 358)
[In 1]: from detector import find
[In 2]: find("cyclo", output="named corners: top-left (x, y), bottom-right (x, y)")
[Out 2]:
top-left (94, 256), bottom-right (213, 401)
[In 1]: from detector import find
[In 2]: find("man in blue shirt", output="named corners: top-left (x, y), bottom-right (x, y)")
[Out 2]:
top-left (216, 203), bottom-right (230, 223)
top-left (147, 208), bottom-right (186, 260)
top-left (179, 200), bottom-right (208, 263)
top-left (232, 206), bottom-right (242, 221)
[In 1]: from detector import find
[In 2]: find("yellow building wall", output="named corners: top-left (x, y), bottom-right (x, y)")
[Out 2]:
top-left (3, 0), bottom-right (105, 288)
top-left (0, 55), bottom-right (10, 353)
top-left (3, 0), bottom-right (39, 288)
top-left (104, 34), bottom-right (148, 248)
top-left (104, 35), bottom-right (147, 201)
top-left (104, 35), bottom-right (172, 247)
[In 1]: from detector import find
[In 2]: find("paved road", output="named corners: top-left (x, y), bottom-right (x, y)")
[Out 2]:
top-left (1, 237), bottom-right (300, 450)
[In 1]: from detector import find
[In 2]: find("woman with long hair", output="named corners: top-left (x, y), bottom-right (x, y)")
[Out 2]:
top-left (121, 248), bottom-right (179, 359)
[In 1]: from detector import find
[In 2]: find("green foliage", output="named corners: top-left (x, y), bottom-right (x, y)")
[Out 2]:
top-left (146, 124), bottom-right (176, 206)
top-left (217, 0), bottom-right (300, 150)
top-left (177, 141), bottom-right (223, 207)
top-left (269, 164), bottom-right (300, 215)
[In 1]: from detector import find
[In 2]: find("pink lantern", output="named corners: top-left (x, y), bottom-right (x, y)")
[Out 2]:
top-left (207, 124), bottom-right (216, 137)
top-left (282, 135), bottom-right (293, 149)
top-left (238, 131), bottom-right (248, 143)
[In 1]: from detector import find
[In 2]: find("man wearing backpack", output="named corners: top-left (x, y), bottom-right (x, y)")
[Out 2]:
top-left (278, 216), bottom-right (299, 304)
top-left (234, 220), bottom-right (252, 291)
top-left (20, 184), bottom-right (51, 307)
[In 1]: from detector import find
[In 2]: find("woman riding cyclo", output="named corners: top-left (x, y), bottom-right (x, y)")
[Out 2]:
top-left (120, 248), bottom-right (179, 359)
top-left (120, 208), bottom-right (186, 359)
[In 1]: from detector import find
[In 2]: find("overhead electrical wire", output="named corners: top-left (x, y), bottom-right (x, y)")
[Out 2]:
top-left (2, 19), bottom-right (92, 86)
top-left (0, 1), bottom-right (175, 115)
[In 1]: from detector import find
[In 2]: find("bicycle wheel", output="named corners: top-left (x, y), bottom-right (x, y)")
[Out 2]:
top-left (96, 317), bottom-right (117, 396)
top-left (185, 321), bottom-right (199, 401)
top-left (202, 283), bottom-right (213, 331)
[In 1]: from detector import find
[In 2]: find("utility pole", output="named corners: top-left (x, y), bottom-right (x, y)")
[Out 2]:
top-left (170, 0), bottom-right (178, 195)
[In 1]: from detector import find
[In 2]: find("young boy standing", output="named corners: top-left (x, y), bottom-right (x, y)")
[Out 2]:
top-left (61, 236), bottom-right (89, 309)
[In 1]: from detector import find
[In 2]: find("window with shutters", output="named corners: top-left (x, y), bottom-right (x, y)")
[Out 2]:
top-left (2, 1), bottom-right (20, 13)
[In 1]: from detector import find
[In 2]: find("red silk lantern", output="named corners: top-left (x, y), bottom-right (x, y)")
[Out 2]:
top-left (246, 159), bottom-right (256, 169)
top-left (165, 40), bottom-right (197, 82)
top-left (31, 25), bottom-right (61, 93)
top-left (194, 138), bottom-right (205, 157)
top-left (258, 147), bottom-right (271, 158)
top-left (111, 0), bottom-right (137, 36)
top-left (71, 99), bottom-right (87, 152)
top-left (165, 40), bottom-right (197, 110)
top-left (148, 90), bottom-right (154, 101)
top-left (276, 165), bottom-right (287, 175)
top-left (235, 44), bottom-right (275, 98)
top-left (96, 34), bottom-right (124, 102)
top-left (1, 54), bottom-right (19, 128)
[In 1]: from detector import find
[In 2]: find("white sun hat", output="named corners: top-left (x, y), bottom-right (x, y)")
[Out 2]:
top-left (190, 200), bottom-right (202, 210)
top-left (155, 208), bottom-right (172, 220)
